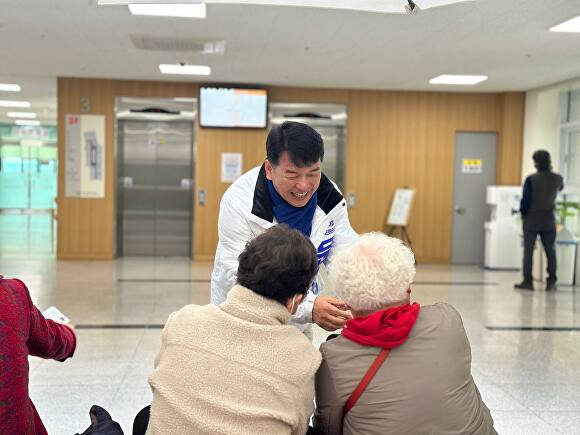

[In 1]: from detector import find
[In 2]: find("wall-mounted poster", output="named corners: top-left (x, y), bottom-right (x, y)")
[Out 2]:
top-left (221, 152), bottom-right (243, 183)
top-left (65, 114), bottom-right (105, 198)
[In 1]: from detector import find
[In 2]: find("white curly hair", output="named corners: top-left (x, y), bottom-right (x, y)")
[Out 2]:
top-left (330, 232), bottom-right (416, 312)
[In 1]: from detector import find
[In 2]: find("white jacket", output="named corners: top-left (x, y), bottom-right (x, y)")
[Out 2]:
top-left (211, 165), bottom-right (358, 327)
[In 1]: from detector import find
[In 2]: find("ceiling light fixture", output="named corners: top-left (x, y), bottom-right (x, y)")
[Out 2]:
top-left (413, 0), bottom-right (474, 9)
top-left (98, 0), bottom-right (474, 14)
top-left (159, 64), bottom-right (211, 75)
top-left (128, 3), bottom-right (206, 18)
top-left (549, 15), bottom-right (580, 33)
top-left (0, 100), bottom-right (31, 108)
top-left (15, 119), bottom-right (40, 126)
top-left (99, 0), bottom-right (202, 4)
top-left (0, 83), bottom-right (21, 92)
top-left (429, 74), bottom-right (488, 85)
top-left (7, 111), bottom-right (37, 118)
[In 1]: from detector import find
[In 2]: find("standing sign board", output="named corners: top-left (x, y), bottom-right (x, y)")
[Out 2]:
top-left (65, 114), bottom-right (105, 198)
top-left (387, 188), bottom-right (415, 227)
top-left (385, 188), bottom-right (416, 248)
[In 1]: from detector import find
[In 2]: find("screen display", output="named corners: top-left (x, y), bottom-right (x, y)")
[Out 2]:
top-left (200, 87), bottom-right (268, 128)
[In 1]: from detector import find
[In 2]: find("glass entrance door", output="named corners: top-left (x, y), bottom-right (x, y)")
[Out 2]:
top-left (0, 124), bottom-right (58, 256)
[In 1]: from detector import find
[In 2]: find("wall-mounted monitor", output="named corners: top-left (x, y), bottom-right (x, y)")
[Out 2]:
top-left (200, 86), bottom-right (268, 128)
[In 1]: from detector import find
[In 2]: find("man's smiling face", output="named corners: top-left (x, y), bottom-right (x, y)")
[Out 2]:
top-left (265, 151), bottom-right (322, 208)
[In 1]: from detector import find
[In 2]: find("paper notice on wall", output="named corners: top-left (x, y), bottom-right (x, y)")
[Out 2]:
top-left (462, 158), bottom-right (482, 174)
top-left (221, 153), bottom-right (243, 183)
top-left (65, 114), bottom-right (105, 197)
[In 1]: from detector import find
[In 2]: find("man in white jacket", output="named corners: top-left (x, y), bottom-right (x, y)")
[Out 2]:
top-left (211, 121), bottom-right (358, 331)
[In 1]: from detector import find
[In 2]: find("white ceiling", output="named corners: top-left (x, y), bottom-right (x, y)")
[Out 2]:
top-left (1, 0), bottom-right (580, 125)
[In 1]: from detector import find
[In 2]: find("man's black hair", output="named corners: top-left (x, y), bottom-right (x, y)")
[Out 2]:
top-left (237, 224), bottom-right (318, 305)
top-left (266, 121), bottom-right (324, 167)
top-left (533, 150), bottom-right (552, 172)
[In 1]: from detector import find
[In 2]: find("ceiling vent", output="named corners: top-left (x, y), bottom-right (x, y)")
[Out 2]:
top-left (130, 35), bottom-right (226, 54)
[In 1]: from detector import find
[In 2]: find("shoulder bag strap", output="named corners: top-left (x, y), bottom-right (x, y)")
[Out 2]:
top-left (343, 348), bottom-right (390, 416)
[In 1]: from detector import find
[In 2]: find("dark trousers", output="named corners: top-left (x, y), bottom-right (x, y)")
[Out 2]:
top-left (133, 405), bottom-right (150, 435)
top-left (522, 212), bottom-right (557, 284)
top-left (133, 405), bottom-right (319, 435)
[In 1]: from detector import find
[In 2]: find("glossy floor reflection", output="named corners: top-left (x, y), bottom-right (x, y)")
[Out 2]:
top-left (1, 257), bottom-right (579, 434)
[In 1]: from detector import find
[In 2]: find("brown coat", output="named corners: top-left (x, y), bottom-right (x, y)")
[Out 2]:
top-left (147, 285), bottom-right (321, 435)
top-left (314, 303), bottom-right (496, 435)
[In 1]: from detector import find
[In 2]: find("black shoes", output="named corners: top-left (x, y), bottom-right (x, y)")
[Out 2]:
top-left (514, 281), bottom-right (534, 291)
top-left (514, 281), bottom-right (557, 291)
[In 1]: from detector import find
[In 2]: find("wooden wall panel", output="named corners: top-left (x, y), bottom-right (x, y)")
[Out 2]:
top-left (57, 77), bottom-right (524, 263)
top-left (497, 92), bottom-right (525, 185)
top-left (193, 127), bottom-right (269, 260)
top-left (57, 78), bottom-right (199, 259)
top-left (345, 91), bottom-right (507, 263)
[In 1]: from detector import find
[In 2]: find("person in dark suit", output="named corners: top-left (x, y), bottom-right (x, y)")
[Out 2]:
top-left (515, 150), bottom-right (564, 291)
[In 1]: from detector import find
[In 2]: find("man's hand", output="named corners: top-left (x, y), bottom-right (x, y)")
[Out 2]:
top-left (313, 296), bottom-right (352, 331)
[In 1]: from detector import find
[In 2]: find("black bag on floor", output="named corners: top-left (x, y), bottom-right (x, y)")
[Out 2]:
top-left (76, 405), bottom-right (124, 435)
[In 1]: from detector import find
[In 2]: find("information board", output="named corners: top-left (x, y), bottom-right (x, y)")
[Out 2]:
top-left (387, 188), bottom-right (415, 227)
top-left (65, 114), bottom-right (105, 198)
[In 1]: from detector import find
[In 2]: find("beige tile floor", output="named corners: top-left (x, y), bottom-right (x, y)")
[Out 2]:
top-left (1, 256), bottom-right (580, 434)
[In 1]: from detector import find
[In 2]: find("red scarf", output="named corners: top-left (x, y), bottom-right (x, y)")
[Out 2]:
top-left (342, 303), bottom-right (420, 349)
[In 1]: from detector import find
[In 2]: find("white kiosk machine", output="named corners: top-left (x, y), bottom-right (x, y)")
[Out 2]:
top-left (484, 186), bottom-right (522, 269)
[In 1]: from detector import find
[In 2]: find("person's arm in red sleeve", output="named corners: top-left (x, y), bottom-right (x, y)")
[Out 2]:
top-left (13, 279), bottom-right (77, 361)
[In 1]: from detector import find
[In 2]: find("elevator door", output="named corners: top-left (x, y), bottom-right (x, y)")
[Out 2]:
top-left (312, 125), bottom-right (345, 191)
top-left (118, 120), bottom-right (193, 256)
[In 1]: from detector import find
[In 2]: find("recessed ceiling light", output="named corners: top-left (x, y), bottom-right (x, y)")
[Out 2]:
top-left (429, 74), bottom-right (488, 85)
top-left (128, 3), bottom-right (206, 18)
top-left (15, 119), bottom-right (40, 126)
top-left (7, 111), bottom-right (37, 118)
top-left (549, 15), bottom-right (580, 33)
top-left (99, 0), bottom-right (405, 13)
top-left (159, 64), bottom-right (211, 76)
top-left (413, 0), bottom-right (475, 10)
top-left (0, 83), bottom-right (21, 92)
top-left (0, 100), bottom-right (31, 108)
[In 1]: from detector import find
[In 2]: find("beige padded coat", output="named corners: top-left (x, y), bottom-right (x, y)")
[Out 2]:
top-left (147, 285), bottom-right (322, 435)
top-left (314, 303), bottom-right (497, 435)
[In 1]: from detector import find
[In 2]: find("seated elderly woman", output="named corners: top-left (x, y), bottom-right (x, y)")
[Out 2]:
top-left (0, 276), bottom-right (76, 434)
top-left (147, 224), bottom-right (321, 435)
top-left (313, 233), bottom-right (496, 435)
